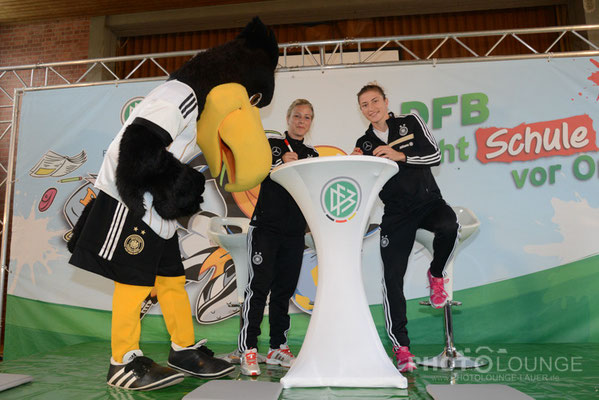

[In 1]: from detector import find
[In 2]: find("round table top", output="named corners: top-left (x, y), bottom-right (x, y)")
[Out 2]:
top-left (271, 154), bottom-right (398, 175)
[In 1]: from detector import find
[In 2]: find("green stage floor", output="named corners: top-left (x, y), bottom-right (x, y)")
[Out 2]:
top-left (0, 342), bottom-right (597, 399)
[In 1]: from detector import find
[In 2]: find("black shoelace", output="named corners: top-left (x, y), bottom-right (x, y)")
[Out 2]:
top-left (198, 346), bottom-right (215, 357)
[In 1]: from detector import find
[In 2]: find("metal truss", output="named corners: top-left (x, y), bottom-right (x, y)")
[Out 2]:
top-left (279, 24), bottom-right (599, 70)
top-left (0, 24), bottom-right (597, 90)
top-left (0, 23), bottom-right (598, 287)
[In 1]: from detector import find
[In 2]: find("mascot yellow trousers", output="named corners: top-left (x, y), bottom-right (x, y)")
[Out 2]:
top-left (112, 275), bottom-right (195, 362)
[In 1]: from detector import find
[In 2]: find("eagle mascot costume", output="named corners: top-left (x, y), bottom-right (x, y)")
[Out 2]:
top-left (67, 17), bottom-right (277, 391)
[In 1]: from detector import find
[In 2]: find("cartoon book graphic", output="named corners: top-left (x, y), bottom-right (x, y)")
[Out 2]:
top-left (30, 150), bottom-right (87, 177)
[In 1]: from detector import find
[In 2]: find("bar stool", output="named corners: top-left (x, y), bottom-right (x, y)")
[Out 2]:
top-left (416, 206), bottom-right (487, 369)
top-left (206, 217), bottom-right (268, 364)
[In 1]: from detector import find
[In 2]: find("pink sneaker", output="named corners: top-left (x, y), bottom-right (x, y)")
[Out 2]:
top-left (393, 346), bottom-right (417, 372)
top-left (427, 269), bottom-right (449, 309)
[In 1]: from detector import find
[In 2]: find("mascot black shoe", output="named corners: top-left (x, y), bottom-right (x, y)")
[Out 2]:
top-left (107, 350), bottom-right (184, 390)
top-left (67, 17), bottom-right (278, 390)
top-left (168, 339), bottom-right (234, 378)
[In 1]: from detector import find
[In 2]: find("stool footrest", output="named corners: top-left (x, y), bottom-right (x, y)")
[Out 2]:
top-left (418, 300), bottom-right (462, 306)
top-left (417, 350), bottom-right (487, 369)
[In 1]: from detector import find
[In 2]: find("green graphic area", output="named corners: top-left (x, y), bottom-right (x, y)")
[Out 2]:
top-left (322, 179), bottom-right (359, 218)
top-left (4, 255), bottom-right (598, 362)
top-left (121, 98), bottom-right (142, 122)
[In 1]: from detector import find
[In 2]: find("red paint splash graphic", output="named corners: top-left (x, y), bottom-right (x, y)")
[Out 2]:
top-left (588, 59), bottom-right (599, 101)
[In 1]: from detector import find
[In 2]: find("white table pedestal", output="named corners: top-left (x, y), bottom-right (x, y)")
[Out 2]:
top-left (271, 156), bottom-right (406, 389)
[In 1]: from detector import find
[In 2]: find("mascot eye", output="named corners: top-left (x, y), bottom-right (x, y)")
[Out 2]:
top-left (249, 93), bottom-right (262, 106)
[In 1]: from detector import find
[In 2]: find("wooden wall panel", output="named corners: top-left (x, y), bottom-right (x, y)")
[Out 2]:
top-left (115, 5), bottom-right (570, 78)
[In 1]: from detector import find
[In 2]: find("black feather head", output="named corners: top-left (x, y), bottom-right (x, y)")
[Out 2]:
top-left (237, 16), bottom-right (279, 70)
top-left (169, 17), bottom-right (279, 116)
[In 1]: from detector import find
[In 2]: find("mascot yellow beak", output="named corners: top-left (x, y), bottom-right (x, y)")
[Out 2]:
top-left (196, 83), bottom-right (271, 192)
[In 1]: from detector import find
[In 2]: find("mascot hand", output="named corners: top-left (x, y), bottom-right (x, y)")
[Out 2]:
top-left (152, 165), bottom-right (205, 220)
top-left (116, 124), bottom-right (205, 219)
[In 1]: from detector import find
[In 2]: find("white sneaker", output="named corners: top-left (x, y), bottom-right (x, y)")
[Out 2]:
top-left (240, 348), bottom-right (261, 376)
top-left (266, 344), bottom-right (295, 367)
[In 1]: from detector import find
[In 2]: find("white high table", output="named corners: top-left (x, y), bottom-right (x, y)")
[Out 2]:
top-left (270, 156), bottom-right (406, 389)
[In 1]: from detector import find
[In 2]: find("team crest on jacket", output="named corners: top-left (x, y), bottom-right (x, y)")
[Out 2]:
top-left (272, 146), bottom-right (282, 157)
top-left (363, 141), bottom-right (373, 151)
top-left (124, 234), bottom-right (144, 255)
top-left (399, 124), bottom-right (409, 136)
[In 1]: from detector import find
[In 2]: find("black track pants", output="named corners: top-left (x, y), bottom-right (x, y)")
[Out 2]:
top-left (380, 199), bottom-right (459, 348)
top-left (238, 226), bottom-right (304, 351)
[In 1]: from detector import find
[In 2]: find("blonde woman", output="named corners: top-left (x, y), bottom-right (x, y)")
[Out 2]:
top-left (238, 99), bottom-right (319, 376)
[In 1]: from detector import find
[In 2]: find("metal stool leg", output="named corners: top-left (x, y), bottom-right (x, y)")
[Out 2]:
top-left (207, 217), bottom-right (267, 364)
top-left (415, 206), bottom-right (486, 370)
top-left (417, 300), bottom-right (487, 369)
top-left (220, 309), bottom-right (267, 364)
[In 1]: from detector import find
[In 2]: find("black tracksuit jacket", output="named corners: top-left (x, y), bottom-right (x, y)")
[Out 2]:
top-left (355, 112), bottom-right (442, 225)
top-left (250, 132), bottom-right (319, 235)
